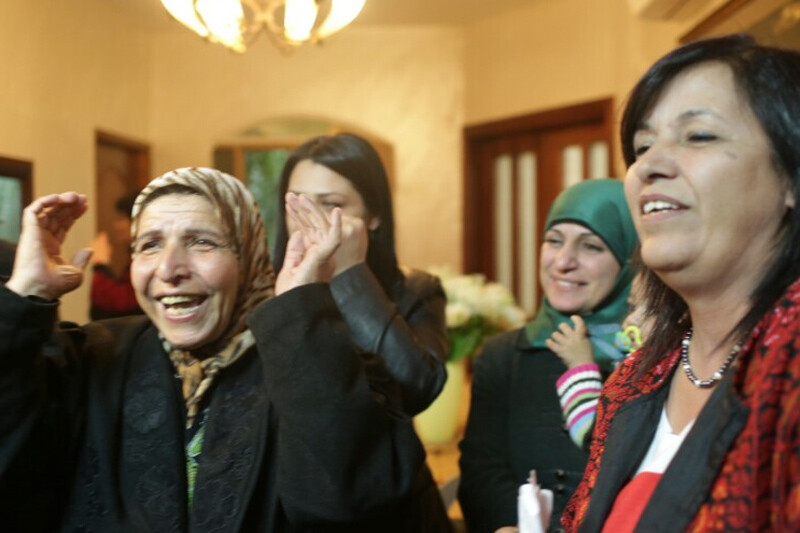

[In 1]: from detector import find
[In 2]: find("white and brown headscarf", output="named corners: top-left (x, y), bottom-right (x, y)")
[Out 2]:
top-left (132, 167), bottom-right (275, 427)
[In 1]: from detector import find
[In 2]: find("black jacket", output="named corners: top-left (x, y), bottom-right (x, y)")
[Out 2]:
top-left (330, 264), bottom-right (448, 416)
top-left (330, 264), bottom-right (452, 532)
top-left (0, 283), bottom-right (432, 532)
top-left (458, 329), bottom-right (589, 533)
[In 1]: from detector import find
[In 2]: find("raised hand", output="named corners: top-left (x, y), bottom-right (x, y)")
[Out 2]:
top-left (275, 193), bottom-right (342, 295)
top-left (6, 192), bottom-right (92, 300)
top-left (332, 214), bottom-right (368, 276)
top-left (546, 315), bottom-right (594, 369)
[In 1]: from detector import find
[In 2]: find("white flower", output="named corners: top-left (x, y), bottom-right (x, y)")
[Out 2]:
top-left (430, 265), bottom-right (528, 333)
top-left (446, 301), bottom-right (472, 328)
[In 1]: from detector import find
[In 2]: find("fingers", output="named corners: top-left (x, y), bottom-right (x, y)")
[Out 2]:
top-left (297, 194), bottom-right (329, 232)
top-left (557, 321), bottom-right (576, 335)
top-left (72, 248), bottom-right (93, 270)
top-left (285, 193), bottom-right (342, 258)
top-left (545, 337), bottom-right (563, 356)
top-left (570, 315), bottom-right (587, 336)
top-left (286, 193), bottom-right (331, 239)
top-left (317, 207), bottom-right (342, 259)
top-left (331, 214), bottom-right (367, 275)
top-left (282, 231), bottom-right (306, 270)
top-left (29, 192), bottom-right (88, 242)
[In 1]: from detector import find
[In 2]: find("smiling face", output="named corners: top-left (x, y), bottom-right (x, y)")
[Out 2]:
top-left (286, 159), bottom-right (379, 233)
top-left (626, 62), bottom-right (794, 296)
top-left (131, 193), bottom-right (240, 350)
top-left (539, 222), bottom-right (621, 315)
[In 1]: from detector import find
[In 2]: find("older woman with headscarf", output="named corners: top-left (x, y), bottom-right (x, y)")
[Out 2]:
top-left (0, 167), bottom-right (428, 532)
top-left (458, 178), bottom-right (638, 533)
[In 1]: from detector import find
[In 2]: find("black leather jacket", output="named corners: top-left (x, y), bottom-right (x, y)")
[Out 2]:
top-left (330, 264), bottom-right (448, 417)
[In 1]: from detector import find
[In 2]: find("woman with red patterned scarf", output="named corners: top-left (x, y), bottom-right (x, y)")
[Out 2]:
top-left (563, 34), bottom-right (800, 532)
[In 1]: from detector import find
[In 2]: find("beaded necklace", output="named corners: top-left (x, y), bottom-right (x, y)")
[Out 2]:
top-left (680, 328), bottom-right (741, 389)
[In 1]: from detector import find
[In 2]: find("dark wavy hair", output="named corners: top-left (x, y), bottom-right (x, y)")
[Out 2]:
top-left (271, 133), bottom-right (401, 294)
top-left (621, 34), bottom-right (800, 372)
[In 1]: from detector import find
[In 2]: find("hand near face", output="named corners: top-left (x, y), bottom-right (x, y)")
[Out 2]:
top-left (546, 315), bottom-right (594, 369)
top-left (276, 193), bottom-right (342, 295)
top-left (332, 214), bottom-right (368, 276)
top-left (6, 192), bottom-right (93, 300)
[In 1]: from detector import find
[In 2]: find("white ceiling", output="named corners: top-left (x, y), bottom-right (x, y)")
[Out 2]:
top-left (117, 0), bottom-right (540, 31)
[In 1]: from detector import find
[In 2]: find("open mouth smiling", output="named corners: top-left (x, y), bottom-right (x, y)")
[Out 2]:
top-left (642, 199), bottom-right (682, 215)
top-left (554, 279), bottom-right (584, 288)
top-left (158, 295), bottom-right (207, 317)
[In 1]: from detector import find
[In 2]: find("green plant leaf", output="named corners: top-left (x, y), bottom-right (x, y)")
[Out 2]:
top-left (447, 325), bottom-right (483, 362)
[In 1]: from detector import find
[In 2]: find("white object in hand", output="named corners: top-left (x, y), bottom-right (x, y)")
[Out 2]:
top-left (517, 470), bottom-right (553, 533)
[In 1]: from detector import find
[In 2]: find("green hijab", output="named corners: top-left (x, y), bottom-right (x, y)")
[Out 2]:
top-left (524, 178), bottom-right (638, 371)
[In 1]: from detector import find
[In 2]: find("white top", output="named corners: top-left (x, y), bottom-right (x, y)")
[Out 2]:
top-left (634, 408), bottom-right (694, 476)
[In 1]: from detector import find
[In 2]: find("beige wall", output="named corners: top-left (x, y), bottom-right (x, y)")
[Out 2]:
top-left (464, 0), bottom-right (728, 136)
top-left (0, 1), bottom-right (152, 321)
top-left (148, 26), bottom-right (465, 282)
top-left (0, 0), bottom-right (729, 321)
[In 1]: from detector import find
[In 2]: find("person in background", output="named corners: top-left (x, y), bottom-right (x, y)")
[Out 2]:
top-left (0, 167), bottom-right (427, 531)
top-left (563, 34), bottom-right (800, 532)
top-left (458, 178), bottom-right (638, 533)
top-left (89, 191), bottom-right (142, 319)
top-left (272, 133), bottom-right (452, 532)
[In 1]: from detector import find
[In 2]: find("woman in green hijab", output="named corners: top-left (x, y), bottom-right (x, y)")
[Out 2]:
top-left (458, 179), bottom-right (638, 533)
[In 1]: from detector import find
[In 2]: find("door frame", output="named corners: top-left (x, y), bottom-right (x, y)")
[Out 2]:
top-left (462, 98), bottom-right (616, 275)
top-left (95, 130), bottom-right (151, 188)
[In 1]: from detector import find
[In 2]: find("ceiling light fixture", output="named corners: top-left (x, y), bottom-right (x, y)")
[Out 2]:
top-left (160, 0), bottom-right (366, 53)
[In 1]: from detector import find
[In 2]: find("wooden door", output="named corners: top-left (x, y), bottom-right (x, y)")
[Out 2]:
top-left (464, 99), bottom-right (615, 313)
top-left (95, 130), bottom-right (150, 233)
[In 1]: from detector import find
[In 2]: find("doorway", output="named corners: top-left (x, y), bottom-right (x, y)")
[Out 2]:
top-left (95, 130), bottom-right (150, 233)
top-left (463, 98), bottom-right (616, 312)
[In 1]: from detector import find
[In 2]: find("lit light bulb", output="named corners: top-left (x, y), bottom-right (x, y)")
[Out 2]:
top-left (284, 0), bottom-right (318, 42)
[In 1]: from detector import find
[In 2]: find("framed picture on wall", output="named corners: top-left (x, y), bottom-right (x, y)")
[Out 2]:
top-left (0, 155), bottom-right (33, 243)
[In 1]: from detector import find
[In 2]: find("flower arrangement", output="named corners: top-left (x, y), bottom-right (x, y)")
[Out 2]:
top-left (429, 267), bottom-right (528, 362)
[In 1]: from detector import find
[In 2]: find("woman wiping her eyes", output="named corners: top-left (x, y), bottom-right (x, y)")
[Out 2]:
top-left (272, 133), bottom-right (452, 531)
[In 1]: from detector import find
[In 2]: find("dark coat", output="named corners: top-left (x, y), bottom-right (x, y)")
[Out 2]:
top-left (330, 264), bottom-right (452, 532)
top-left (458, 329), bottom-right (589, 533)
top-left (563, 278), bottom-right (800, 533)
top-left (330, 264), bottom-right (448, 417)
top-left (0, 283), bottom-right (433, 532)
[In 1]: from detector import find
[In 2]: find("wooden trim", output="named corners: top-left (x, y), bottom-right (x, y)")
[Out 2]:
top-left (462, 98), bottom-right (615, 273)
top-left (95, 129), bottom-right (151, 190)
top-left (215, 142), bottom-right (298, 151)
top-left (464, 99), bottom-right (614, 140)
top-left (0, 155), bottom-right (33, 242)
top-left (0, 155), bottom-right (33, 206)
top-left (680, 0), bottom-right (788, 43)
top-left (96, 129), bottom-right (149, 150)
